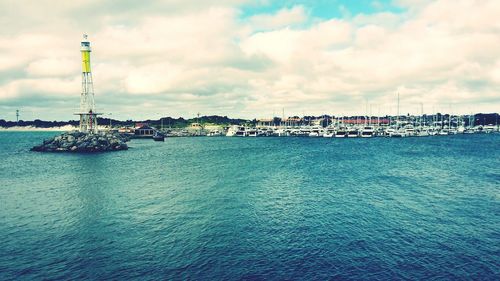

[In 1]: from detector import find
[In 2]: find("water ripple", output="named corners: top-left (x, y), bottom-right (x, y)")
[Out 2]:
top-left (0, 132), bottom-right (499, 280)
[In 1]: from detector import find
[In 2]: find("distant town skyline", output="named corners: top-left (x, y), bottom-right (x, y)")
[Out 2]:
top-left (1, 0), bottom-right (500, 120)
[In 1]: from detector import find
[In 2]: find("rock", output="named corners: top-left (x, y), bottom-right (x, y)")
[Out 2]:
top-left (31, 132), bottom-right (129, 153)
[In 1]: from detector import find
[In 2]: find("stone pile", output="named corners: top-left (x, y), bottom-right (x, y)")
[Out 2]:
top-left (31, 131), bottom-right (129, 153)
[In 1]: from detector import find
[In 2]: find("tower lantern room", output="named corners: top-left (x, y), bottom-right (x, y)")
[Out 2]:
top-left (75, 34), bottom-right (101, 133)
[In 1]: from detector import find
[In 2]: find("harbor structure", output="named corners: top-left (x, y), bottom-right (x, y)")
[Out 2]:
top-left (75, 34), bottom-right (101, 133)
top-left (30, 34), bottom-right (129, 153)
top-left (134, 125), bottom-right (156, 138)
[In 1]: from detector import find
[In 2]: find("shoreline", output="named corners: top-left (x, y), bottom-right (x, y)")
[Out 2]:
top-left (1, 125), bottom-right (77, 132)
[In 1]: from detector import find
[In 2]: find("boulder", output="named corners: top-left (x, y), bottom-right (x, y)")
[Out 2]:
top-left (31, 132), bottom-right (129, 153)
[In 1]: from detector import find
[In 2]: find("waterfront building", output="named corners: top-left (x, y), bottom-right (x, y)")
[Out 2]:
top-left (256, 119), bottom-right (273, 127)
top-left (190, 123), bottom-right (203, 129)
top-left (134, 125), bottom-right (155, 137)
top-left (283, 116), bottom-right (302, 127)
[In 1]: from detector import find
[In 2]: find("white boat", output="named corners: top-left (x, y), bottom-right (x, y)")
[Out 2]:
top-left (226, 125), bottom-right (246, 137)
top-left (298, 127), bottom-right (311, 137)
top-left (347, 128), bottom-right (359, 138)
top-left (310, 126), bottom-right (324, 137)
top-left (309, 132), bottom-right (319, 137)
top-left (335, 128), bottom-right (347, 138)
top-left (323, 132), bottom-right (334, 138)
top-left (274, 128), bottom-right (287, 137)
top-left (385, 128), bottom-right (396, 137)
top-left (484, 125), bottom-right (496, 133)
top-left (323, 127), bottom-right (335, 138)
top-left (416, 129), bottom-right (430, 137)
top-left (404, 125), bottom-right (415, 137)
top-left (207, 130), bottom-right (222, 137)
top-left (257, 128), bottom-right (271, 136)
top-left (390, 128), bottom-right (406, 137)
top-left (246, 129), bottom-right (257, 137)
top-left (360, 126), bottom-right (374, 138)
top-left (428, 127), bottom-right (438, 136)
top-left (438, 129), bottom-right (449, 136)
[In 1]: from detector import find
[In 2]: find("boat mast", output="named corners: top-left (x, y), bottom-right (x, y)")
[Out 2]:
top-left (420, 103), bottom-right (424, 128)
top-left (397, 92), bottom-right (400, 129)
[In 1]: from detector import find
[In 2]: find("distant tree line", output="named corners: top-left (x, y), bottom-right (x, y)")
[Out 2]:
top-left (0, 115), bottom-right (249, 128)
top-left (0, 119), bottom-right (80, 128)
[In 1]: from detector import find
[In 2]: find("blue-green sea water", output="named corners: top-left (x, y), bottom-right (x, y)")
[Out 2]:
top-left (0, 132), bottom-right (499, 280)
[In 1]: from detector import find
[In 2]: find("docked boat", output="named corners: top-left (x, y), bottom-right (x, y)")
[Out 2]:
top-left (153, 131), bottom-right (165, 141)
top-left (360, 126), bottom-right (374, 138)
top-left (226, 125), bottom-right (246, 137)
top-left (207, 130), bottom-right (223, 136)
top-left (347, 128), bottom-right (359, 138)
top-left (335, 128), bottom-right (347, 138)
top-left (309, 126), bottom-right (323, 137)
top-left (438, 129), bottom-right (449, 136)
top-left (484, 125), bottom-right (496, 133)
top-left (274, 128), bottom-right (287, 137)
top-left (416, 129), bottom-right (430, 137)
top-left (389, 128), bottom-right (406, 138)
top-left (247, 129), bottom-right (258, 137)
top-left (323, 127), bottom-right (335, 138)
top-left (256, 127), bottom-right (272, 137)
top-left (404, 125), bottom-right (415, 137)
top-left (323, 132), bottom-right (334, 138)
top-left (384, 128), bottom-right (396, 137)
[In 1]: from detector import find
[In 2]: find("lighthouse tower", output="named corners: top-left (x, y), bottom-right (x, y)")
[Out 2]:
top-left (76, 34), bottom-right (101, 133)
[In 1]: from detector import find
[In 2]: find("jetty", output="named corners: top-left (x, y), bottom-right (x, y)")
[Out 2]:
top-left (30, 35), bottom-right (131, 153)
top-left (31, 131), bottom-right (128, 152)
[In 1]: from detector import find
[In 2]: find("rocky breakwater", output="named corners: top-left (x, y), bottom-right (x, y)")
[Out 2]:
top-left (31, 131), bottom-right (129, 153)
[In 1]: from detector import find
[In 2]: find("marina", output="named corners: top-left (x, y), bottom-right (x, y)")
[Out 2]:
top-left (218, 115), bottom-right (498, 138)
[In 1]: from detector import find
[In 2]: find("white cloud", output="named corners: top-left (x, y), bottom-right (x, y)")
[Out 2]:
top-left (241, 28), bottom-right (301, 63)
top-left (249, 5), bottom-right (307, 30)
top-left (26, 58), bottom-right (77, 77)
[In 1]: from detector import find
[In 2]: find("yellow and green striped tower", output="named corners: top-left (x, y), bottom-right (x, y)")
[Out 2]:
top-left (76, 34), bottom-right (101, 133)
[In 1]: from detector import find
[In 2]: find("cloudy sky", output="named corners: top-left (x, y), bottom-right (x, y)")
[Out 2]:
top-left (1, 0), bottom-right (499, 120)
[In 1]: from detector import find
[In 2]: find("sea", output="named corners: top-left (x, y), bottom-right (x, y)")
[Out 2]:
top-left (0, 131), bottom-right (499, 280)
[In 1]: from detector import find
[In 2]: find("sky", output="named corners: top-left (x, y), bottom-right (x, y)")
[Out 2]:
top-left (0, 0), bottom-right (499, 120)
